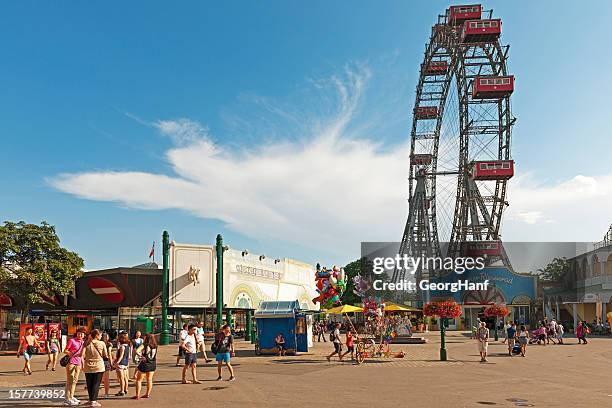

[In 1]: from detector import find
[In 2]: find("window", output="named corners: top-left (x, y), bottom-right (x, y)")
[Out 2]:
top-left (502, 162), bottom-right (510, 169)
top-left (480, 163), bottom-right (487, 170)
top-left (491, 21), bottom-right (498, 28)
top-left (513, 306), bottom-right (530, 325)
top-left (72, 316), bottom-right (88, 327)
top-left (470, 22), bottom-right (477, 28)
top-left (503, 78), bottom-right (511, 84)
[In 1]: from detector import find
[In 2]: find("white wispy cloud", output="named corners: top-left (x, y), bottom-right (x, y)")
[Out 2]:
top-left (49, 66), bottom-right (409, 256)
top-left (48, 64), bottom-right (612, 260)
top-left (504, 173), bottom-right (612, 241)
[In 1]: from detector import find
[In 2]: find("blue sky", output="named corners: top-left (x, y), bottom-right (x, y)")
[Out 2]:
top-left (2, 1), bottom-right (612, 270)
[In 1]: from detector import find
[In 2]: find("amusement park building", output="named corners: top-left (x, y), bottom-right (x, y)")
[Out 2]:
top-left (431, 267), bottom-right (537, 330)
top-left (542, 224), bottom-right (612, 330)
top-left (0, 245), bottom-right (317, 338)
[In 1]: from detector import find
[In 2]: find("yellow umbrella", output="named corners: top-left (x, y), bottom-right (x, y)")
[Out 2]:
top-left (385, 302), bottom-right (421, 312)
top-left (325, 304), bottom-right (363, 314)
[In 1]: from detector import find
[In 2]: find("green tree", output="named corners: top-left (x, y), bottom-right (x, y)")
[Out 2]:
top-left (341, 258), bottom-right (363, 305)
top-left (0, 221), bottom-right (84, 321)
top-left (341, 257), bottom-right (396, 305)
top-left (536, 257), bottom-right (570, 282)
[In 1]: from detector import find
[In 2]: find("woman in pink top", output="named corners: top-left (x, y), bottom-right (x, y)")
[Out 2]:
top-left (63, 328), bottom-right (86, 406)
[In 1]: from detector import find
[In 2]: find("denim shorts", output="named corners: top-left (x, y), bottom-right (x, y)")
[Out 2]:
top-left (185, 352), bottom-right (197, 366)
top-left (215, 352), bottom-right (231, 363)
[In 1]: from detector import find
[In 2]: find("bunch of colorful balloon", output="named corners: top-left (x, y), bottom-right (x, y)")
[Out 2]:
top-left (312, 265), bottom-right (346, 309)
top-left (352, 275), bottom-right (371, 299)
top-left (382, 321), bottom-right (397, 344)
top-left (362, 296), bottom-right (384, 317)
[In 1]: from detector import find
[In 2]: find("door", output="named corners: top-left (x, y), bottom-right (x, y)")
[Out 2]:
top-left (295, 314), bottom-right (308, 352)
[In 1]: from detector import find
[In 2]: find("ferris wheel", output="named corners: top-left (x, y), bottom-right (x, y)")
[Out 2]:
top-left (395, 4), bottom-right (515, 283)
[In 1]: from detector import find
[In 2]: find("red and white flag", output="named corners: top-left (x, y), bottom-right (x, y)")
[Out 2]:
top-left (149, 241), bottom-right (155, 259)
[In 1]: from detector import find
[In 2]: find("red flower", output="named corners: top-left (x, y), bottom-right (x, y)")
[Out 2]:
top-left (423, 301), bottom-right (462, 319)
top-left (484, 304), bottom-right (509, 318)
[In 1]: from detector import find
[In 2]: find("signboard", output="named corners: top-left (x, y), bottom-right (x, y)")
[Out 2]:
top-left (87, 277), bottom-right (124, 304)
top-left (169, 243), bottom-right (215, 307)
top-left (0, 292), bottom-right (12, 307)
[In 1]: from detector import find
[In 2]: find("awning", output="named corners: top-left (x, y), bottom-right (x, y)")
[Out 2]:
top-left (385, 303), bottom-right (421, 312)
top-left (325, 304), bottom-right (363, 314)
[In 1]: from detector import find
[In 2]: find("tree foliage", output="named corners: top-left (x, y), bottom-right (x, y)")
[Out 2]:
top-left (536, 257), bottom-right (570, 282)
top-left (341, 258), bottom-right (362, 306)
top-left (0, 221), bottom-right (84, 314)
top-left (341, 257), bottom-right (395, 305)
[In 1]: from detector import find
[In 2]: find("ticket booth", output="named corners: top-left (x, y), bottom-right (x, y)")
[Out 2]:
top-left (254, 300), bottom-right (309, 355)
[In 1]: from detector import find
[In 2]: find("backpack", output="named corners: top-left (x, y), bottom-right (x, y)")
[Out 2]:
top-left (329, 331), bottom-right (336, 342)
top-left (211, 334), bottom-right (221, 354)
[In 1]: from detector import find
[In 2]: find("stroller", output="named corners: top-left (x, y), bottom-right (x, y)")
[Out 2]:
top-left (529, 327), bottom-right (546, 345)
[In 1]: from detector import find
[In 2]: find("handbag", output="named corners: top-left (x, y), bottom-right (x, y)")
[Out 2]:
top-left (60, 339), bottom-right (83, 367)
top-left (92, 341), bottom-right (110, 370)
top-left (60, 354), bottom-right (71, 367)
top-left (26, 345), bottom-right (39, 355)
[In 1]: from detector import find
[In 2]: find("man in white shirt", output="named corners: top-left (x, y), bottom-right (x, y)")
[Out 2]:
top-left (181, 324), bottom-right (201, 384)
top-left (501, 321), bottom-right (511, 344)
top-left (175, 324), bottom-right (189, 366)
top-left (195, 322), bottom-right (212, 363)
top-left (326, 323), bottom-right (343, 362)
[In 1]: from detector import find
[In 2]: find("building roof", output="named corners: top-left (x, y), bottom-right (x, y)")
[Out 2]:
top-left (255, 300), bottom-right (300, 318)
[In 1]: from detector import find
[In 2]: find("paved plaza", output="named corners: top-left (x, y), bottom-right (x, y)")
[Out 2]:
top-left (0, 332), bottom-right (611, 407)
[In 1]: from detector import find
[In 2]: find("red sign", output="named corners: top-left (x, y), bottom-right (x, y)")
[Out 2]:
top-left (87, 277), bottom-right (124, 304)
top-left (0, 292), bottom-right (12, 307)
top-left (48, 323), bottom-right (61, 337)
top-left (33, 323), bottom-right (47, 353)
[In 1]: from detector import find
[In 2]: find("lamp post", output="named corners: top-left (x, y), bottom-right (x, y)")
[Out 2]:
top-left (440, 317), bottom-right (448, 361)
top-left (160, 231), bottom-right (170, 345)
top-left (245, 309), bottom-right (252, 341)
top-left (494, 316), bottom-right (499, 341)
top-left (216, 234), bottom-right (224, 330)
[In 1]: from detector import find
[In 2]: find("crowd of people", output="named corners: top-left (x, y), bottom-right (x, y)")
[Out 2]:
top-left (60, 328), bottom-right (157, 406)
top-left (12, 321), bottom-right (237, 406)
top-left (475, 317), bottom-right (595, 363)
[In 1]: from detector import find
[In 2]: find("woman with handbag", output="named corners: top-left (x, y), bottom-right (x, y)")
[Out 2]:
top-left (63, 328), bottom-right (86, 406)
top-left (16, 327), bottom-right (41, 375)
top-left (46, 328), bottom-right (62, 371)
top-left (100, 332), bottom-right (114, 399)
top-left (132, 333), bottom-right (157, 400)
top-left (82, 329), bottom-right (108, 407)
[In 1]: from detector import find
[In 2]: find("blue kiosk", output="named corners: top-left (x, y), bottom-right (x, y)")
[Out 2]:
top-left (254, 300), bottom-right (309, 355)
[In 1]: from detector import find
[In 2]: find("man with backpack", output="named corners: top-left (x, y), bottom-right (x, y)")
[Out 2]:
top-left (326, 323), bottom-right (343, 362)
top-left (211, 324), bottom-right (235, 381)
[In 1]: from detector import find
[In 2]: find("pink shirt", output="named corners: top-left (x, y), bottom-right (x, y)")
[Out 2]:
top-left (66, 338), bottom-right (84, 366)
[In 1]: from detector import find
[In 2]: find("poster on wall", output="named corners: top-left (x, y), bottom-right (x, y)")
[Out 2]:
top-left (33, 323), bottom-right (47, 354)
top-left (48, 322), bottom-right (61, 349)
